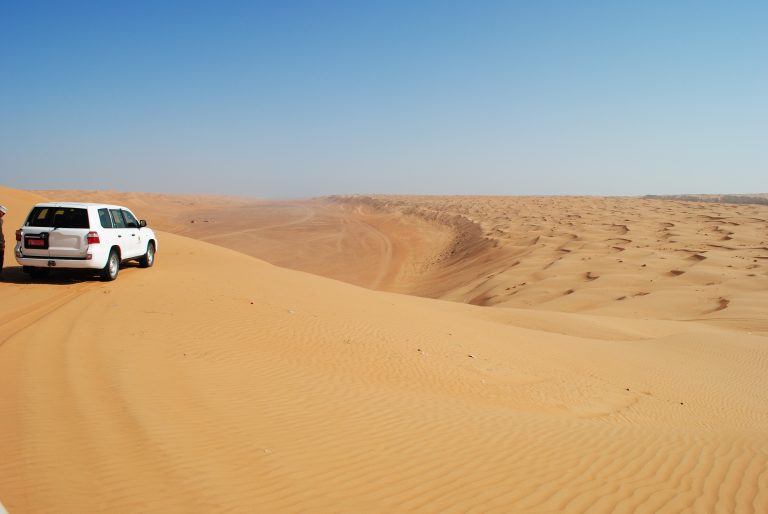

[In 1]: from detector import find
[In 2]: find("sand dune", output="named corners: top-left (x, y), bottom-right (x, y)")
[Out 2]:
top-left (2, 187), bottom-right (767, 512)
top-left (34, 190), bottom-right (768, 334)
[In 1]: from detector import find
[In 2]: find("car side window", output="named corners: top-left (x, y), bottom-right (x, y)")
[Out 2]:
top-left (110, 209), bottom-right (126, 228)
top-left (122, 210), bottom-right (139, 228)
top-left (98, 208), bottom-right (113, 228)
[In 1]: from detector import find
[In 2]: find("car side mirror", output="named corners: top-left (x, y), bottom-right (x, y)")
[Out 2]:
top-left (140, 220), bottom-right (147, 227)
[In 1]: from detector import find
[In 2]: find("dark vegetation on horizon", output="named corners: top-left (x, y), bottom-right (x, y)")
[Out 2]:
top-left (644, 194), bottom-right (768, 206)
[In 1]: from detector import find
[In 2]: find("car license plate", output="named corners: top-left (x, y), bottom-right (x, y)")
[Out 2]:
top-left (25, 235), bottom-right (49, 249)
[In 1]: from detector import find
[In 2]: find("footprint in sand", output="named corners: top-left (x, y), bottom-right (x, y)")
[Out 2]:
top-left (708, 297), bottom-right (730, 313)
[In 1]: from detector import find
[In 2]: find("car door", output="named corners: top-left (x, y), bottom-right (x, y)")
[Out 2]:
top-left (121, 209), bottom-right (144, 258)
top-left (109, 208), bottom-right (133, 258)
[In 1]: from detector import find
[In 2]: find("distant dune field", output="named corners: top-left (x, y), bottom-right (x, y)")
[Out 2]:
top-left (1, 186), bottom-right (766, 513)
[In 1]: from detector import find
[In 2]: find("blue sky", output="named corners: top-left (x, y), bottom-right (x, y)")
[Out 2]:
top-left (1, 1), bottom-right (766, 198)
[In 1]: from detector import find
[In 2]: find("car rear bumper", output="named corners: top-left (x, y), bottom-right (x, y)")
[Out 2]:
top-left (15, 256), bottom-right (108, 270)
top-left (15, 245), bottom-right (109, 269)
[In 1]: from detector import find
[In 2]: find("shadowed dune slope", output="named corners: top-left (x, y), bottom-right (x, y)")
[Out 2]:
top-left (333, 195), bottom-right (768, 334)
top-left (2, 187), bottom-right (768, 513)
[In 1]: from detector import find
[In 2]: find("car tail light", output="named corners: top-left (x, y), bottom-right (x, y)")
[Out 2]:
top-left (16, 229), bottom-right (22, 242)
top-left (87, 231), bottom-right (101, 244)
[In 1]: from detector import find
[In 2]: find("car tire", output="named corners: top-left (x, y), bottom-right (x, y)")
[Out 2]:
top-left (102, 249), bottom-right (120, 281)
top-left (139, 242), bottom-right (155, 268)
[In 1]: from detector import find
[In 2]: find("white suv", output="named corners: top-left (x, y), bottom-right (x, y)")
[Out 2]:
top-left (14, 202), bottom-right (158, 281)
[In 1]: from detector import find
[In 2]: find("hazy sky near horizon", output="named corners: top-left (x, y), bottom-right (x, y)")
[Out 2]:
top-left (1, 1), bottom-right (766, 198)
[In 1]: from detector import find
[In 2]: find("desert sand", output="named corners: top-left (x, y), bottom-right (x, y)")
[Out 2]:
top-left (2, 185), bottom-right (767, 513)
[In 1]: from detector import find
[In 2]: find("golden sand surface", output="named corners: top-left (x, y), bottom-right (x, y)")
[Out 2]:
top-left (1, 186), bottom-right (767, 513)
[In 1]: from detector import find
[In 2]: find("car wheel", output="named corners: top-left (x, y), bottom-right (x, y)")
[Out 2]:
top-left (102, 249), bottom-right (120, 281)
top-left (139, 242), bottom-right (155, 268)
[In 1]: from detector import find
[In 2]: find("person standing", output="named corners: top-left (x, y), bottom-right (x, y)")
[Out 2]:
top-left (0, 205), bottom-right (6, 277)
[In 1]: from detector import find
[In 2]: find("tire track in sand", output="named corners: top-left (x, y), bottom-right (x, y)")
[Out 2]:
top-left (199, 204), bottom-right (316, 241)
top-left (0, 283), bottom-right (96, 347)
top-left (351, 206), bottom-right (394, 289)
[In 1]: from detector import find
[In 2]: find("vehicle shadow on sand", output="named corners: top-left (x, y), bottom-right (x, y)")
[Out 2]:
top-left (0, 263), bottom-right (141, 285)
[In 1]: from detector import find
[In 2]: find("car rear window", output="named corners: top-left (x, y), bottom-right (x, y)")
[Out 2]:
top-left (26, 207), bottom-right (90, 229)
top-left (26, 207), bottom-right (51, 227)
